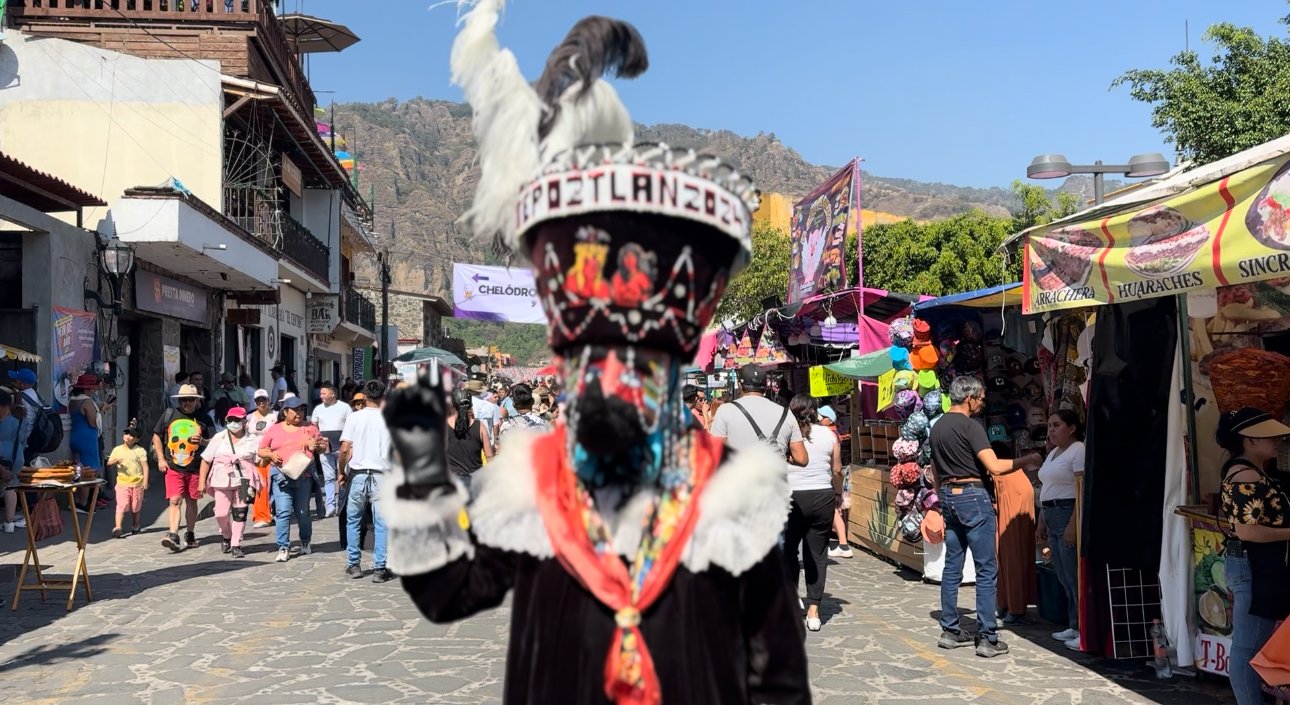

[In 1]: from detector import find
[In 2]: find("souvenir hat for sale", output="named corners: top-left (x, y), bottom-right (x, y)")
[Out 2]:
top-left (912, 318), bottom-right (932, 344)
top-left (954, 342), bottom-right (984, 372)
top-left (889, 318), bottom-right (915, 348)
top-left (893, 369), bottom-right (917, 392)
top-left (961, 319), bottom-right (983, 343)
top-left (889, 345), bottom-right (912, 370)
top-left (1006, 403), bottom-right (1028, 430)
top-left (911, 341), bottom-right (940, 371)
top-left (921, 508), bottom-right (945, 545)
top-left (987, 424), bottom-right (1008, 443)
top-left (922, 390), bottom-right (944, 419)
top-left (900, 409), bottom-right (930, 440)
top-left (1006, 358), bottom-right (1023, 377)
top-left (891, 438), bottom-right (920, 462)
top-left (894, 389), bottom-right (923, 417)
top-left (987, 373), bottom-right (1009, 391)
top-left (1027, 405), bottom-right (1047, 427)
top-left (1024, 357), bottom-right (1042, 375)
top-left (916, 369), bottom-right (939, 391)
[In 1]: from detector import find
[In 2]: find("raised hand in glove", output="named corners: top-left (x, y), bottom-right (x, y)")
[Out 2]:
top-left (383, 374), bottom-right (450, 499)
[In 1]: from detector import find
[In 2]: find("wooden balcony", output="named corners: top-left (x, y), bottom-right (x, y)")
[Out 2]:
top-left (10, 0), bottom-right (316, 116)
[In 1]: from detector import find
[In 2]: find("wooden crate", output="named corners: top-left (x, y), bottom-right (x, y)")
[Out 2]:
top-left (847, 464), bottom-right (923, 573)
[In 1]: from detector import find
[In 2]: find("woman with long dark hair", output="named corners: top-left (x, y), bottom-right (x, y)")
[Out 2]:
top-left (446, 389), bottom-right (492, 481)
top-left (1036, 409), bottom-right (1085, 650)
top-left (783, 393), bottom-right (841, 631)
top-left (1217, 408), bottom-right (1290, 705)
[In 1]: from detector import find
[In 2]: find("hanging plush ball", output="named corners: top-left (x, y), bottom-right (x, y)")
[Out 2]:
top-left (889, 317), bottom-right (915, 348)
top-left (961, 319), bottom-right (984, 343)
top-left (923, 390), bottom-right (944, 418)
top-left (889, 345), bottom-right (912, 371)
top-left (900, 409), bottom-right (930, 440)
top-left (891, 438), bottom-right (921, 462)
top-left (893, 369), bottom-right (918, 392)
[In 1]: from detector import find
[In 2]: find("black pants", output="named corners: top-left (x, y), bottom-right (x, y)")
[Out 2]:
top-left (337, 479), bottom-right (371, 550)
top-left (783, 488), bottom-right (835, 608)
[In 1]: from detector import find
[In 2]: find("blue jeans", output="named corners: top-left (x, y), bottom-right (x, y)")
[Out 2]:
top-left (939, 484), bottom-right (1000, 642)
top-left (1228, 554), bottom-right (1276, 705)
top-left (319, 452), bottom-right (339, 514)
top-left (1042, 503), bottom-right (1080, 629)
top-left (346, 472), bottom-right (387, 569)
top-left (270, 467), bottom-right (315, 549)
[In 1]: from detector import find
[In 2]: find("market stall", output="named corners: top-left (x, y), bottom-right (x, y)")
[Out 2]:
top-left (1012, 131), bottom-right (1290, 673)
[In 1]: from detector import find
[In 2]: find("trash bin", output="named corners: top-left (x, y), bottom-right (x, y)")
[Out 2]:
top-left (1037, 561), bottom-right (1070, 626)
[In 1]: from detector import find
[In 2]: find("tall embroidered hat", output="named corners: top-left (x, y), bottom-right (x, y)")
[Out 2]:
top-left (452, 1), bottom-right (759, 357)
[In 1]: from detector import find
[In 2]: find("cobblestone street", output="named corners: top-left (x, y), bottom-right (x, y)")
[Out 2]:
top-left (0, 495), bottom-right (1232, 705)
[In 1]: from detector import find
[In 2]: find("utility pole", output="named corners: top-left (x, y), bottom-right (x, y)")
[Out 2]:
top-left (379, 220), bottom-right (393, 380)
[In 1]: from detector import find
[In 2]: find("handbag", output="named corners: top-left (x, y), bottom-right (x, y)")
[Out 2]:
top-left (280, 451), bottom-right (313, 481)
top-left (1252, 618), bottom-right (1290, 686)
top-left (33, 495), bottom-right (64, 540)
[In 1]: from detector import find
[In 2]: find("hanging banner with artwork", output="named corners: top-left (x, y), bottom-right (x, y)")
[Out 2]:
top-left (452, 263), bottom-right (548, 325)
top-left (51, 307), bottom-right (98, 413)
top-left (787, 159), bottom-right (860, 304)
top-left (733, 328), bottom-right (756, 366)
top-left (1024, 153), bottom-right (1290, 314)
top-left (753, 323), bottom-right (789, 365)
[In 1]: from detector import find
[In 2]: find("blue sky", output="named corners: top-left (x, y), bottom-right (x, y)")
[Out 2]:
top-left (300, 0), bottom-right (1287, 189)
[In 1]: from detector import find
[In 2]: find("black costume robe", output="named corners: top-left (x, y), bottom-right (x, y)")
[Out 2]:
top-left (384, 431), bottom-right (813, 705)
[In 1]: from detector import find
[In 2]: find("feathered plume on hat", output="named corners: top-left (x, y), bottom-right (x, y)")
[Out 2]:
top-left (451, 0), bottom-right (648, 256)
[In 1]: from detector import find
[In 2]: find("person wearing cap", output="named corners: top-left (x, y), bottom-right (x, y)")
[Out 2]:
top-left (106, 425), bottom-right (149, 539)
top-left (258, 396), bottom-right (326, 562)
top-left (1217, 407), bottom-right (1290, 705)
top-left (818, 405), bottom-right (854, 559)
top-left (198, 406), bottom-right (262, 558)
top-left (929, 375), bottom-right (1042, 658)
top-left (709, 365), bottom-right (809, 468)
top-left (212, 372), bottom-right (249, 408)
top-left (379, 9), bottom-right (810, 701)
top-left (154, 384), bottom-right (214, 552)
top-left (246, 389), bottom-right (276, 528)
top-left (269, 365), bottom-right (288, 408)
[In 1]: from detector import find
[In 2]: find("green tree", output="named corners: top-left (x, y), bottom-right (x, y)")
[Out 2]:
top-left (1010, 180), bottom-right (1080, 231)
top-left (858, 211), bottom-right (1018, 296)
top-left (717, 222), bottom-right (792, 323)
top-left (1114, 8), bottom-right (1290, 164)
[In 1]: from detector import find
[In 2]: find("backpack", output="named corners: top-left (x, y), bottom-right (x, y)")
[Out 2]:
top-left (23, 389), bottom-right (64, 458)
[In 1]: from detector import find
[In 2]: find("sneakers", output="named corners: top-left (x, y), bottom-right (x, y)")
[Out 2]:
top-left (976, 637), bottom-right (1011, 658)
top-left (1001, 613), bottom-right (1035, 626)
top-left (112, 528), bottom-right (123, 539)
top-left (371, 568), bottom-right (395, 583)
top-left (231, 546), bottom-right (245, 559)
top-left (288, 542), bottom-right (302, 556)
top-left (11, 516), bottom-right (25, 529)
top-left (1, 522), bottom-right (13, 534)
top-left (221, 539), bottom-right (232, 554)
top-left (131, 525), bottom-right (141, 536)
top-left (1052, 628), bottom-right (1079, 641)
top-left (300, 543), bottom-right (312, 556)
top-left (325, 509), bottom-right (337, 518)
top-left (276, 547), bottom-right (290, 562)
top-left (937, 630), bottom-right (974, 649)
top-left (804, 616), bottom-right (822, 632)
top-left (345, 564), bottom-right (363, 579)
top-left (828, 544), bottom-right (853, 559)
top-left (184, 531), bottom-right (197, 549)
top-left (1064, 636), bottom-right (1082, 651)
top-left (252, 521), bottom-right (271, 528)
top-left (162, 532), bottom-right (183, 553)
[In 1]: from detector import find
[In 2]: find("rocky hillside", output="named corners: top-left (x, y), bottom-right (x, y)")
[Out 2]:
top-left (337, 98), bottom-right (1077, 293)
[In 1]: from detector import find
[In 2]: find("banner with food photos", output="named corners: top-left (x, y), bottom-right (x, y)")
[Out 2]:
top-left (787, 160), bottom-right (859, 304)
top-left (1023, 153), bottom-right (1290, 314)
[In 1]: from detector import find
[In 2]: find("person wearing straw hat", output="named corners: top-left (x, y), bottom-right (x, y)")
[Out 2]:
top-left (154, 383), bottom-right (214, 552)
top-left (378, 5), bottom-right (809, 702)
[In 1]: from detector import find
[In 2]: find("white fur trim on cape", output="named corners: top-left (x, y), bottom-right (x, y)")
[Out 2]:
top-left (466, 433), bottom-right (790, 576)
top-left (382, 463), bottom-right (473, 576)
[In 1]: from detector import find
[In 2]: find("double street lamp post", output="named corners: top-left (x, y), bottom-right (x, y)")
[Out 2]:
top-left (1026, 152), bottom-right (1171, 205)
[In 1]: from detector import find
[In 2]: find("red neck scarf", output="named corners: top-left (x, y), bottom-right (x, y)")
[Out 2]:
top-left (532, 425), bottom-right (722, 705)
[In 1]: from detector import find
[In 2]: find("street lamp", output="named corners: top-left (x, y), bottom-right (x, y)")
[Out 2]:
top-left (86, 232), bottom-right (136, 313)
top-left (1026, 152), bottom-right (1170, 205)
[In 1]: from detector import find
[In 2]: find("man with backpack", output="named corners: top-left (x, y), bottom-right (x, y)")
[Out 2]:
top-left (709, 365), bottom-right (808, 468)
top-left (8, 368), bottom-right (62, 463)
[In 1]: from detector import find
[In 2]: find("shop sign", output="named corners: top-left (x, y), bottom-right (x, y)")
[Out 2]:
top-left (876, 368), bottom-right (896, 411)
top-left (282, 155), bottom-right (303, 198)
top-left (1190, 516), bottom-right (1233, 675)
top-left (788, 160), bottom-right (858, 304)
top-left (135, 271), bottom-right (208, 324)
top-left (1194, 633), bottom-right (1231, 676)
top-left (1025, 153), bottom-right (1290, 314)
top-left (226, 308), bottom-right (261, 326)
top-left (808, 365), bottom-right (852, 398)
top-left (352, 347), bottom-right (369, 380)
top-left (308, 295), bottom-right (339, 334)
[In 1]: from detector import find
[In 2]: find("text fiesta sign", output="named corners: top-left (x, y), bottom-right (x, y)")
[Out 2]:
top-left (451, 263), bottom-right (547, 325)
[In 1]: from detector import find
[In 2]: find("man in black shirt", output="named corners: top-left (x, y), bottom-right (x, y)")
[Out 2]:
top-left (929, 376), bottom-right (1041, 657)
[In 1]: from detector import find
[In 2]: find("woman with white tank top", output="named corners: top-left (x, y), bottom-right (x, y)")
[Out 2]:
top-left (782, 394), bottom-right (842, 632)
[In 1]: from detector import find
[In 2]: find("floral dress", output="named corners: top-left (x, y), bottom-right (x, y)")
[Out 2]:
top-left (1221, 458), bottom-right (1290, 620)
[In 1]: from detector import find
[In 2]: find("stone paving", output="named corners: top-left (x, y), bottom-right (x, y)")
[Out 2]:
top-left (0, 492), bottom-right (1235, 704)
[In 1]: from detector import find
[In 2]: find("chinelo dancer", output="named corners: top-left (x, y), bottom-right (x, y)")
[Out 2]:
top-left (379, 3), bottom-right (811, 703)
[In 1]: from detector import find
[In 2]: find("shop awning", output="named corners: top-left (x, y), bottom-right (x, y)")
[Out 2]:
top-left (0, 345), bottom-right (41, 363)
top-left (823, 348), bottom-right (892, 379)
top-left (913, 282), bottom-right (1023, 311)
top-left (1015, 132), bottom-right (1290, 314)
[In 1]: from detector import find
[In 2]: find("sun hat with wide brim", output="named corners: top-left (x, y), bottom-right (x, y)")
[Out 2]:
top-left (921, 508), bottom-right (945, 545)
top-left (73, 372), bottom-right (103, 389)
top-left (1224, 408), bottom-right (1290, 439)
top-left (282, 396), bottom-right (305, 410)
top-left (171, 383), bottom-right (203, 399)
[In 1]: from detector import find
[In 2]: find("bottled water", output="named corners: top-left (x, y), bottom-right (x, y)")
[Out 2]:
top-left (1150, 619), bottom-right (1173, 679)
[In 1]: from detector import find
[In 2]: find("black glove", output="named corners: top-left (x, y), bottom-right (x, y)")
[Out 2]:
top-left (384, 374), bottom-right (451, 500)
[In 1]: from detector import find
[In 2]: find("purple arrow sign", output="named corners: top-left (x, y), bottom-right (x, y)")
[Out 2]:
top-left (472, 273), bottom-right (490, 283)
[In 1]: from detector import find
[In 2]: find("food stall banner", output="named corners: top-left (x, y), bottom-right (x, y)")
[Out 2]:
top-left (808, 365), bottom-right (852, 397)
top-left (451, 263), bottom-right (547, 324)
top-left (51, 307), bottom-right (98, 413)
top-left (753, 323), bottom-right (789, 365)
top-left (1024, 154), bottom-right (1290, 314)
top-left (733, 328), bottom-right (756, 366)
top-left (788, 160), bottom-right (859, 304)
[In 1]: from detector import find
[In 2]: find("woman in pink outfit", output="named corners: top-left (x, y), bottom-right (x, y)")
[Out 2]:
top-left (198, 406), bottom-right (262, 558)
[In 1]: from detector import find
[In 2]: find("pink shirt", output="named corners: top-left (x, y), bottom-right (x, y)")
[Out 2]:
top-left (258, 422), bottom-right (321, 466)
